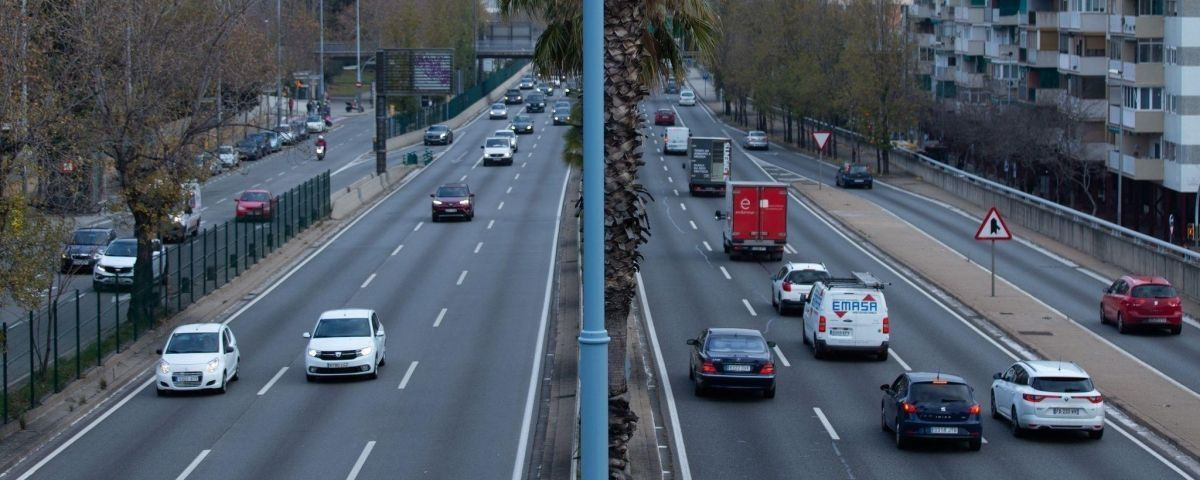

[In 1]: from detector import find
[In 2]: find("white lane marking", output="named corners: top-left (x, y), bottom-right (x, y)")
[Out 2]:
top-left (680, 203), bottom-right (687, 211)
top-left (251, 182), bottom-right (262, 188)
top-left (742, 299), bottom-right (757, 317)
top-left (434, 308), bottom-right (448, 327)
top-left (772, 345), bottom-right (791, 367)
top-left (507, 186), bottom-right (513, 194)
top-left (522, 162), bottom-right (528, 168)
top-left (889, 349), bottom-right (911, 371)
top-left (498, 201), bottom-right (505, 210)
top-left (216, 198), bottom-right (227, 205)
top-left (475, 242), bottom-right (483, 254)
top-left (813, 408), bottom-right (841, 441)
top-left (689, 220), bottom-right (698, 230)
top-left (719, 266), bottom-right (732, 280)
top-left (511, 169), bottom-right (571, 480)
top-left (667, 176), bottom-right (673, 183)
top-left (673, 189), bottom-right (679, 196)
top-left (257, 367), bottom-right (289, 396)
top-left (537, 135), bottom-right (543, 140)
top-left (345, 441), bottom-right (377, 480)
top-left (472, 158), bottom-right (481, 169)
top-left (360, 273), bottom-right (377, 289)
top-left (488, 220), bottom-right (495, 230)
top-left (533, 143), bottom-right (538, 149)
top-left (663, 165), bottom-right (668, 172)
top-left (456, 270), bottom-right (468, 285)
top-left (784, 244), bottom-right (797, 254)
top-left (1107, 417), bottom-right (1196, 480)
top-left (276, 172), bottom-right (285, 178)
top-left (414, 221), bottom-right (424, 232)
top-left (514, 173), bottom-right (521, 180)
top-left (982, 437), bottom-right (989, 444)
top-left (702, 241), bottom-right (713, 252)
top-left (391, 244), bottom-right (404, 256)
top-left (671, 105), bottom-right (687, 127)
top-left (460, 175), bottom-right (468, 182)
top-left (398, 361), bottom-right (419, 389)
top-left (635, 272), bottom-right (692, 480)
top-left (174, 449), bottom-right (211, 480)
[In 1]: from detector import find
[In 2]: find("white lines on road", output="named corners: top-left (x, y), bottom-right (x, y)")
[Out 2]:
top-left (459, 175), bottom-right (468, 182)
top-left (784, 244), bottom-right (797, 254)
top-left (742, 299), bottom-right (757, 317)
top-left (719, 266), bottom-right (732, 280)
top-left (251, 182), bottom-right (262, 188)
top-left (475, 242), bottom-right (483, 254)
top-left (532, 143), bottom-right (538, 149)
top-left (689, 220), bottom-right (698, 230)
top-left (522, 161), bottom-right (527, 168)
top-left (813, 408), bottom-right (841, 441)
top-left (673, 189), bottom-right (680, 196)
top-left (275, 172), bottom-right (285, 178)
top-left (498, 201), bottom-right (505, 210)
top-left (663, 165), bottom-right (668, 172)
top-left (679, 203), bottom-right (687, 211)
top-left (506, 186), bottom-right (513, 194)
top-left (215, 198), bottom-right (227, 205)
top-left (537, 135), bottom-right (543, 140)
top-left (391, 244), bottom-right (404, 256)
top-left (360, 273), bottom-right (377, 289)
top-left (434, 308), bottom-right (448, 327)
top-left (772, 345), bottom-right (791, 367)
top-left (636, 272), bottom-right (692, 480)
top-left (175, 449), bottom-right (210, 480)
top-left (456, 270), bottom-right (468, 285)
top-left (889, 349), bottom-right (911, 371)
top-left (398, 361), bottom-right (419, 389)
top-left (345, 441), bottom-right (377, 480)
top-left (413, 221), bottom-right (424, 232)
top-left (667, 176), bottom-right (673, 183)
top-left (472, 158), bottom-right (481, 169)
top-left (702, 241), bottom-right (713, 252)
top-left (514, 173), bottom-right (521, 180)
top-left (257, 367), bottom-right (288, 396)
top-left (487, 220), bottom-right (495, 230)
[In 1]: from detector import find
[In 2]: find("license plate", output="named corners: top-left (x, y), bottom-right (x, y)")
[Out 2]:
top-left (829, 328), bottom-right (851, 337)
top-left (328, 362), bottom-right (349, 368)
top-left (751, 247), bottom-right (766, 251)
top-left (1052, 408), bottom-right (1080, 415)
top-left (929, 427), bottom-right (958, 434)
top-left (182, 375), bottom-right (200, 382)
top-left (445, 209), bottom-right (457, 213)
top-left (74, 260), bottom-right (91, 265)
top-left (724, 364), bottom-right (752, 372)
top-left (1145, 318), bottom-right (1167, 324)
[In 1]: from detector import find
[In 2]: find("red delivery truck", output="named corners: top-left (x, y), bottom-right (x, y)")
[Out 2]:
top-left (715, 181), bottom-right (788, 261)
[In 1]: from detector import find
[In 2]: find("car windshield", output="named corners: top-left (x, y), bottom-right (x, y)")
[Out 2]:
top-left (705, 334), bottom-right (767, 354)
top-left (72, 231), bottom-right (110, 245)
top-left (681, 91), bottom-right (694, 97)
top-left (428, 125), bottom-right (448, 132)
top-left (848, 165), bottom-right (870, 174)
top-left (749, 131), bottom-right (765, 138)
top-left (786, 269), bottom-right (831, 285)
top-left (515, 116), bottom-right (531, 123)
top-left (495, 131), bottom-right (514, 137)
top-left (528, 95), bottom-right (543, 102)
top-left (1031, 377), bottom-right (1095, 393)
top-left (104, 240), bottom-right (137, 257)
top-left (1131, 284), bottom-right (1177, 298)
top-left (492, 104), bottom-right (505, 110)
top-left (657, 110), bottom-right (672, 115)
top-left (240, 191), bottom-right (270, 202)
top-left (237, 139), bottom-right (255, 147)
top-left (910, 382), bottom-right (973, 403)
top-left (165, 332), bottom-right (219, 354)
top-left (485, 138), bottom-right (509, 148)
top-left (218, 146), bottom-right (234, 154)
top-left (554, 108), bottom-right (569, 115)
top-left (313, 318), bottom-right (371, 338)
top-left (437, 186), bottom-right (468, 197)
top-left (307, 115), bottom-right (321, 122)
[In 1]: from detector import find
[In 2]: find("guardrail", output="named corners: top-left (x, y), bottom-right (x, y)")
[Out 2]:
top-left (385, 59), bottom-right (530, 138)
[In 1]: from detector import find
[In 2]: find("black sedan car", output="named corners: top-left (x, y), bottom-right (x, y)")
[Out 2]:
top-left (525, 93), bottom-right (546, 113)
top-left (552, 106), bottom-right (572, 125)
top-left (880, 372), bottom-right (983, 451)
top-left (424, 125), bottom-right (454, 145)
top-left (236, 136), bottom-right (265, 161)
top-left (835, 163), bottom-right (874, 189)
top-left (687, 328), bottom-right (776, 398)
top-left (61, 227), bottom-right (117, 273)
top-left (510, 115), bottom-right (535, 134)
top-left (503, 88), bottom-right (523, 104)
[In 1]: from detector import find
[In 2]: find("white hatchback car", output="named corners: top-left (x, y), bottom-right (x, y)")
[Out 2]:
top-left (990, 360), bottom-right (1105, 439)
top-left (678, 89), bottom-right (696, 106)
top-left (770, 262), bottom-right (830, 315)
top-left (303, 309), bottom-right (386, 381)
top-left (156, 323), bottom-right (239, 395)
top-left (493, 129), bottom-right (519, 152)
top-left (489, 103), bottom-right (509, 119)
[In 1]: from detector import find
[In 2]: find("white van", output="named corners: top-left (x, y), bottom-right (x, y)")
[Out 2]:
top-left (163, 182), bottom-right (202, 242)
top-left (802, 271), bottom-right (889, 361)
top-left (663, 126), bottom-right (690, 155)
top-left (678, 88), bottom-right (696, 106)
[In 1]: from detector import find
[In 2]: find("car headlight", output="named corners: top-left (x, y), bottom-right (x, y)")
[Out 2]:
top-left (95, 265), bottom-right (107, 273)
top-left (432, 200), bottom-right (443, 205)
top-left (92, 252), bottom-right (102, 259)
top-left (171, 214), bottom-right (183, 223)
top-left (205, 358), bottom-right (220, 373)
top-left (308, 349), bottom-right (318, 357)
top-left (61, 252), bottom-right (68, 259)
top-left (359, 346), bottom-right (373, 357)
top-left (159, 360), bottom-right (171, 374)
top-left (459, 200), bottom-right (470, 205)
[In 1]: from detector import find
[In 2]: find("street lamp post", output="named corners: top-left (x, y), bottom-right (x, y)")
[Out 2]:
top-left (319, 0), bottom-right (325, 103)
top-left (273, 0), bottom-right (282, 129)
top-left (355, 0), bottom-right (361, 85)
top-left (1110, 68), bottom-right (1123, 226)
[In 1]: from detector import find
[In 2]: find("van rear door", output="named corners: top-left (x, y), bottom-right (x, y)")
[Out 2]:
top-left (828, 289), bottom-right (886, 346)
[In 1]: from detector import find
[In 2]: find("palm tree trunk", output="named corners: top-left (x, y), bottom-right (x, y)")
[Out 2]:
top-left (603, 0), bottom-right (650, 477)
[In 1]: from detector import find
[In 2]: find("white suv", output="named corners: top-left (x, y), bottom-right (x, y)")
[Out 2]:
top-left (156, 323), bottom-right (239, 395)
top-left (493, 129), bottom-right (519, 152)
top-left (990, 360), bottom-right (1105, 439)
top-left (770, 262), bottom-right (830, 315)
top-left (481, 137), bottom-right (515, 166)
top-left (303, 309), bottom-right (386, 381)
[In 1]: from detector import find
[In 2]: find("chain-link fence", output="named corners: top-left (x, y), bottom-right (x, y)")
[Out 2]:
top-left (1, 171), bottom-right (330, 423)
top-left (385, 60), bottom-right (531, 138)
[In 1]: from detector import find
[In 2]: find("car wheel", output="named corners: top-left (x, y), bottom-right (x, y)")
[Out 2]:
top-left (1100, 305), bottom-right (1108, 325)
top-left (367, 361), bottom-right (379, 380)
top-left (968, 438), bottom-right (982, 451)
top-left (763, 385), bottom-right (775, 399)
top-left (895, 421), bottom-right (910, 449)
top-left (1117, 312), bottom-right (1130, 334)
top-left (990, 391), bottom-right (1001, 419)
top-left (1010, 407), bottom-right (1025, 438)
top-left (1088, 429), bottom-right (1104, 440)
top-left (305, 374), bottom-right (316, 382)
top-left (881, 404), bottom-right (889, 432)
top-left (688, 365), bottom-right (694, 381)
top-left (875, 348), bottom-right (888, 362)
top-left (156, 388), bottom-right (168, 397)
top-left (431, 214), bottom-right (439, 223)
top-left (693, 382), bottom-right (706, 397)
top-left (867, 183), bottom-right (873, 190)
top-left (378, 354), bottom-right (386, 367)
top-left (231, 365), bottom-right (239, 381)
top-left (92, 282), bottom-right (103, 292)
top-left (812, 335), bottom-right (825, 359)
top-left (1170, 325), bottom-right (1182, 335)
top-left (215, 372), bottom-right (227, 394)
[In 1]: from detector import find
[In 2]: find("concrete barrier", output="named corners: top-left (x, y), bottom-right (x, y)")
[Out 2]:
top-left (384, 64), bottom-right (533, 152)
top-left (330, 164), bottom-right (417, 220)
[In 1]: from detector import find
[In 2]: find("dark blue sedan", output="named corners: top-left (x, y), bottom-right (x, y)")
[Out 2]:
top-left (687, 328), bottom-right (776, 398)
top-left (880, 372), bottom-right (982, 450)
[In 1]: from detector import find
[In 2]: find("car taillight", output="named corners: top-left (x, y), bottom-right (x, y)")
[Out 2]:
top-left (968, 404), bottom-right (981, 415)
top-left (782, 281), bottom-right (792, 292)
top-left (701, 361), bottom-right (716, 374)
top-left (759, 362), bottom-right (775, 375)
top-left (901, 402), bottom-right (917, 414)
top-left (881, 316), bottom-right (890, 334)
top-left (1022, 393), bottom-right (1049, 402)
top-left (818, 315), bottom-right (826, 333)
top-left (1079, 395), bottom-right (1104, 403)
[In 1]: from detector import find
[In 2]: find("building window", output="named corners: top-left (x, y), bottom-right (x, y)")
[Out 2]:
top-left (1137, 39), bottom-right (1163, 63)
top-left (1151, 139), bottom-right (1162, 160)
top-left (1166, 46), bottom-right (1177, 65)
top-left (1164, 141), bottom-right (1176, 161)
top-left (1167, 94), bottom-right (1177, 113)
top-left (1124, 86), bottom-right (1164, 110)
top-left (1165, 0), bottom-right (1177, 15)
top-left (1139, 0), bottom-right (1164, 14)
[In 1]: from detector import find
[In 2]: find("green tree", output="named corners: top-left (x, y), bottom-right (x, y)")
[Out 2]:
top-left (501, 0), bottom-right (718, 476)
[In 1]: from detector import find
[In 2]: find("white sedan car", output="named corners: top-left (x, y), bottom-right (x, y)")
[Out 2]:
top-left (493, 129), bottom-right (519, 152)
top-left (770, 262), bottom-right (829, 315)
top-left (304, 309), bottom-right (386, 381)
top-left (489, 103), bottom-right (508, 120)
top-left (156, 323), bottom-right (240, 395)
top-left (990, 360), bottom-right (1105, 439)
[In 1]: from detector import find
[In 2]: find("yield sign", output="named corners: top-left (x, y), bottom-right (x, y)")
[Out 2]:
top-left (812, 131), bottom-right (832, 150)
top-left (974, 207), bottom-right (1012, 241)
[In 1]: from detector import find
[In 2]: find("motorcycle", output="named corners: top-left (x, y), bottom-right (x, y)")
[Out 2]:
top-left (315, 144), bottom-right (326, 161)
top-left (345, 101), bottom-right (364, 113)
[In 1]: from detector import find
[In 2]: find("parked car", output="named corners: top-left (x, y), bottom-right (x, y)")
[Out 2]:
top-left (654, 108), bottom-right (676, 126)
top-left (155, 323), bottom-right (239, 395)
top-left (260, 131), bottom-right (283, 152)
top-left (92, 237), bottom-right (166, 291)
top-left (504, 88), bottom-right (524, 104)
top-left (510, 115), bottom-right (535, 134)
top-left (289, 119), bottom-right (310, 141)
top-left (275, 124), bottom-right (298, 145)
top-left (489, 103), bottom-right (509, 120)
top-left (835, 163), bottom-right (874, 189)
top-left (235, 189), bottom-right (275, 221)
top-left (305, 114), bottom-right (327, 133)
top-left (303, 309), bottom-right (387, 381)
top-left (687, 328), bottom-right (776, 398)
top-left (236, 136), bottom-right (264, 161)
top-left (991, 361), bottom-right (1105, 439)
top-left (61, 227), bottom-right (117, 273)
top-left (743, 130), bottom-right (769, 150)
top-left (424, 125), bottom-right (454, 145)
top-left (216, 145), bottom-right (238, 169)
top-left (881, 372), bottom-right (983, 451)
top-left (431, 183), bottom-right (475, 222)
top-left (1100, 275), bottom-right (1183, 334)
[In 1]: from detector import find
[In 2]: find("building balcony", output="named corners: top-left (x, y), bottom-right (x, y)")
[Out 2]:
top-left (1027, 11), bottom-right (1058, 30)
top-left (1122, 108), bottom-right (1164, 133)
top-left (933, 66), bottom-right (956, 82)
top-left (1109, 14), bottom-right (1164, 38)
top-left (1031, 88), bottom-right (1066, 106)
top-left (1058, 11), bottom-right (1107, 33)
top-left (1063, 98), bottom-right (1108, 120)
top-left (955, 38), bottom-right (985, 56)
top-left (1058, 54), bottom-right (1107, 76)
top-left (1120, 61), bottom-right (1164, 85)
top-left (954, 70), bottom-right (986, 88)
top-left (916, 32), bottom-right (937, 48)
top-left (1108, 150), bottom-right (1164, 181)
top-left (908, 3), bottom-right (934, 18)
top-left (986, 41), bottom-right (1020, 60)
top-left (1025, 49), bottom-right (1058, 68)
top-left (991, 8), bottom-right (1021, 25)
top-left (955, 6), bottom-right (986, 24)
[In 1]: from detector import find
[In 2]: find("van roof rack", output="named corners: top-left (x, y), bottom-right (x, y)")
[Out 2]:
top-left (820, 271), bottom-right (887, 289)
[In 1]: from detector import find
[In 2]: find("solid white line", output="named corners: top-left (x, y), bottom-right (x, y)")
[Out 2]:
top-left (813, 407), bottom-right (841, 441)
top-left (511, 168), bottom-right (571, 480)
top-left (498, 201), bottom-right (505, 210)
top-left (456, 270), bottom-right (468, 285)
top-left (257, 367), bottom-right (289, 396)
top-left (391, 244), bottom-right (404, 256)
top-left (472, 157), bottom-right (482, 168)
top-left (276, 172), bottom-right (285, 178)
top-left (345, 441), bottom-right (376, 480)
top-left (414, 221), bottom-right (424, 232)
top-left (889, 349), bottom-right (911, 371)
top-left (174, 449), bottom-right (210, 480)
top-left (507, 186), bottom-right (513, 194)
top-left (398, 361), bottom-right (419, 389)
top-left (1106, 418), bottom-right (1195, 480)
top-left (702, 241), bottom-right (713, 251)
top-left (460, 175), bottom-right (468, 182)
top-left (680, 203), bottom-right (687, 211)
top-left (719, 266), bottom-right (732, 280)
top-left (742, 299), bottom-right (757, 317)
top-left (488, 220), bottom-right (495, 229)
top-left (215, 198), bottom-right (227, 205)
top-left (689, 220), bottom-right (698, 230)
top-left (251, 182), bottom-right (262, 188)
top-left (360, 273), bottom-right (376, 289)
top-left (636, 272), bottom-right (692, 480)
top-left (475, 242), bottom-right (483, 254)
top-left (772, 345), bottom-right (791, 367)
top-left (434, 308), bottom-right (447, 327)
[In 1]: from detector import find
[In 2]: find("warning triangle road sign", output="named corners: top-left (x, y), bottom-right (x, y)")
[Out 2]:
top-left (812, 131), bottom-right (832, 150)
top-left (974, 207), bottom-right (1012, 241)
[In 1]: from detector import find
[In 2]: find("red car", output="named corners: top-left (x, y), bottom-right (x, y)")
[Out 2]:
top-left (431, 183), bottom-right (474, 222)
top-left (1100, 275), bottom-right (1182, 335)
top-left (654, 108), bottom-right (676, 126)
top-left (235, 189), bottom-right (275, 221)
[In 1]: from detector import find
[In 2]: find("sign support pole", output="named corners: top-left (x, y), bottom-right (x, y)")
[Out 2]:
top-left (990, 239), bottom-right (995, 297)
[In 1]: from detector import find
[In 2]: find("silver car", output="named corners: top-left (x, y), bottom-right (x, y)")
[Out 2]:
top-left (489, 103), bottom-right (508, 119)
top-left (744, 130), bottom-right (769, 150)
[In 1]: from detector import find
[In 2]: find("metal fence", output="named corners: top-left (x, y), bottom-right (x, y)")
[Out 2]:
top-left (385, 60), bottom-right (531, 138)
top-left (0, 171), bottom-right (330, 424)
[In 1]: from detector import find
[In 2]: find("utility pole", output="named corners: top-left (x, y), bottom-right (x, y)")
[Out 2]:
top-left (275, 0), bottom-right (283, 128)
top-left (355, 0), bottom-right (362, 85)
top-left (319, 0), bottom-right (325, 104)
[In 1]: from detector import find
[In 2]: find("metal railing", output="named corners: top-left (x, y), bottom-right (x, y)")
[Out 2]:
top-left (385, 60), bottom-right (530, 138)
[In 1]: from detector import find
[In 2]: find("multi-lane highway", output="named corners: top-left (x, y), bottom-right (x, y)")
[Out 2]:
top-left (635, 92), bottom-right (1191, 479)
top-left (8, 96), bottom-right (573, 479)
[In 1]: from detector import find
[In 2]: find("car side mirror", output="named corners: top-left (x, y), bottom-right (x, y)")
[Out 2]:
top-left (302, 332), bottom-right (311, 338)
top-left (376, 330), bottom-right (385, 337)
top-left (682, 162), bottom-right (687, 170)
top-left (470, 193), bottom-right (475, 197)
top-left (879, 384), bottom-right (891, 392)
top-left (480, 145), bottom-right (485, 149)
top-left (430, 194), bottom-right (435, 198)
top-left (766, 341), bottom-right (777, 348)
top-left (686, 339), bottom-right (698, 346)
top-left (714, 211), bottom-right (728, 221)
top-left (992, 372), bottom-right (1002, 380)
top-left (155, 348), bottom-right (163, 355)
